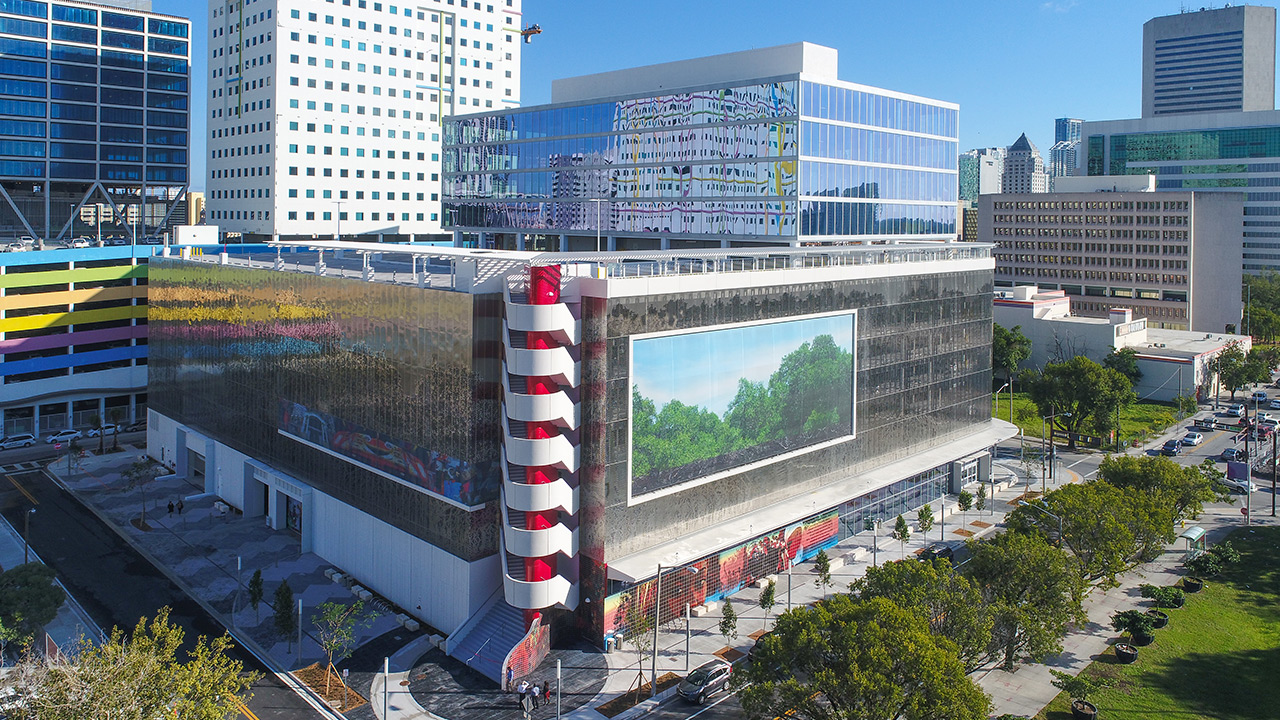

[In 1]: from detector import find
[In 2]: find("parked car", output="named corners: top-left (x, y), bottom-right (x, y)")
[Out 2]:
top-left (1161, 439), bottom-right (1182, 456)
top-left (1252, 390), bottom-right (1269, 404)
top-left (921, 541), bottom-right (957, 562)
top-left (1221, 447), bottom-right (1248, 462)
top-left (3, 241), bottom-right (27, 253)
top-left (123, 419), bottom-right (146, 432)
top-left (69, 238), bottom-right (91, 248)
top-left (0, 433), bottom-right (37, 449)
top-left (1182, 432), bottom-right (1204, 446)
top-left (1218, 475), bottom-right (1255, 493)
top-left (1257, 411), bottom-right (1276, 423)
top-left (677, 660), bottom-right (732, 705)
top-left (1226, 404), bottom-right (1246, 418)
top-left (1268, 398), bottom-right (1280, 411)
top-left (44, 429), bottom-right (81, 444)
top-left (86, 424), bottom-right (117, 437)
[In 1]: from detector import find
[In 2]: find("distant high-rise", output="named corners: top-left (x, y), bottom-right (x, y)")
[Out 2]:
top-left (1142, 5), bottom-right (1276, 117)
top-left (1050, 118), bottom-right (1084, 183)
top-left (1001, 134), bottom-right (1048, 194)
top-left (958, 147), bottom-right (1004, 201)
top-left (1055, 117), bottom-right (1083, 144)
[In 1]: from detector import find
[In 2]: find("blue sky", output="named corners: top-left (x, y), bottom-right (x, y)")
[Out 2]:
top-left (168, 0), bottom-right (1280, 191)
top-left (632, 315), bottom-right (854, 417)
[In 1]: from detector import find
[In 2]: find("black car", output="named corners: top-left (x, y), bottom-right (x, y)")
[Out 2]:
top-left (921, 541), bottom-right (956, 562)
top-left (747, 631), bottom-right (773, 663)
top-left (677, 660), bottom-right (732, 705)
top-left (1160, 439), bottom-right (1182, 456)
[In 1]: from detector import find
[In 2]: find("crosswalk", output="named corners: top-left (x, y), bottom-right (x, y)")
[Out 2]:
top-left (0, 462), bottom-right (43, 474)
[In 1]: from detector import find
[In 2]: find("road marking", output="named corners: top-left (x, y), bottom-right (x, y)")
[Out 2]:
top-left (233, 696), bottom-right (260, 720)
top-left (1068, 458), bottom-right (1089, 468)
top-left (6, 473), bottom-right (38, 506)
top-left (687, 685), bottom-right (745, 719)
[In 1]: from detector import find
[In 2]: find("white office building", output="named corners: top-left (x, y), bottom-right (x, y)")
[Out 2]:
top-left (205, 0), bottom-right (523, 242)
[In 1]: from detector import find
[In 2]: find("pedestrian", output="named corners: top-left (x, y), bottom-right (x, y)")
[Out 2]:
top-left (167, 501), bottom-right (174, 516)
top-left (177, 499), bottom-right (184, 515)
top-left (543, 678), bottom-right (554, 707)
top-left (531, 682), bottom-right (541, 709)
top-left (506, 666), bottom-right (514, 691)
top-left (516, 679), bottom-right (529, 706)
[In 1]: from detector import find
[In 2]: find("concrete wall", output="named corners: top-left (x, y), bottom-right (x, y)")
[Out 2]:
top-left (1189, 192), bottom-right (1245, 333)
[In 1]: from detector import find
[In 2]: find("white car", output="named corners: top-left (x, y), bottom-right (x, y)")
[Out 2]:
top-left (86, 424), bottom-right (117, 437)
top-left (0, 433), bottom-right (37, 449)
top-left (69, 238), bottom-right (91, 248)
top-left (4, 242), bottom-right (26, 253)
top-left (1226, 404), bottom-right (1246, 418)
top-left (1268, 399), bottom-right (1280, 411)
top-left (1218, 476), bottom-right (1255, 493)
top-left (44, 429), bottom-right (82, 444)
top-left (1182, 432), bottom-right (1204, 446)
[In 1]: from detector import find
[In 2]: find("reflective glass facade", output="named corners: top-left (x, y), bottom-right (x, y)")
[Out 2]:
top-left (445, 77), bottom-right (958, 243)
top-left (147, 260), bottom-right (502, 561)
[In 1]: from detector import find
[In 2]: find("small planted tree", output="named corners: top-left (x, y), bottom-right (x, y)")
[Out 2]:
top-left (122, 457), bottom-right (162, 527)
top-left (957, 490), bottom-right (973, 529)
top-left (1111, 609), bottom-right (1157, 646)
top-left (976, 484), bottom-right (988, 515)
top-left (1139, 584), bottom-right (1185, 609)
top-left (89, 413), bottom-right (104, 455)
top-left (107, 407), bottom-right (124, 451)
top-left (917, 504), bottom-right (935, 544)
top-left (719, 597), bottom-right (738, 644)
top-left (620, 590), bottom-right (653, 694)
top-left (1050, 669), bottom-right (1113, 719)
top-left (813, 549), bottom-right (832, 599)
top-left (1185, 541), bottom-right (1239, 580)
top-left (312, 600), bottom-right (373, 697)
top-left (892, 514), bottom-right (911, 559)
top-left (274, 580), bottom-right (296, 653)
top-left (247, 569), bottom-right (265, 622)
top-left (758, 579), bottom-right (776, 630)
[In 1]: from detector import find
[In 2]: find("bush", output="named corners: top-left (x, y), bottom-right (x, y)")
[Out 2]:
top-left (1111, 609), bottom-right (1157, 639)
top-left (1139, 583), bottom-right (1185, 609)
top-left (1186, 552), bottom-right (1224, 578)
top-left (1051, 669), bottom-right (1113, 704)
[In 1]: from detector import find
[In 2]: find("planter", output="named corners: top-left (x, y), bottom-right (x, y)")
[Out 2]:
top-left (1132, 631), bottom-right (1155, 647)
top-left (1169, 594), bottom-right (1185, 608)
top-left (1071, 699), bottom-right (1099, 720)
top-left (1115, 642), bottom-right (1138, 663)
top-left (1145, 609), bottom-right (1169, 629)
top-left (1183, 577), bottom-right (1204, 593)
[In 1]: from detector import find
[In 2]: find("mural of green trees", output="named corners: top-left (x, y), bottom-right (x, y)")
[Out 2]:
top-left (631, 316), bottom-right (854, 494)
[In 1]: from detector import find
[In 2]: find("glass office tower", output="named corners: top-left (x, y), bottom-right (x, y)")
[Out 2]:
top-left (443, 43), bottom-right (958, 249)
top-left (0, 0), bottom-right (190, 245)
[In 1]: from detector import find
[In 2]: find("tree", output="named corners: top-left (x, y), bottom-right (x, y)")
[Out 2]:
top-left (1050, 669), bottom-right (1113, 716)
top-left (89, 413), bottom-right (104, 456)
top-left (993, 323), bottom-right (1032, 384)
top-left (1008, 481), bottom-right (1174, 587)
top-left (1110, 609), bottom-right (1156, 643)
top-left (106, 407), bottom-right (124, 452)
top-left (1096, 455), bottom-right (1229, 522)
top-left (620, 589), bottom-right (653, 691)
top-left (247, 569), bottom-right (264, 623)
top-left (892, 515), bottom-right (911, 559)
top-left (273, 580), bottom-right (296, 653)
top-left (0, 563), bottom-right (66, 653)
top-left (737, 596), bottom-right (991, 720)
top-left (812, 550), bottom-right (832, 600)
top-left (1103, 347), bottom-right (1143, 385)
top-left (850, 557), bottom-right (992, 674)
top-left (311, 600), bottom-right (372, 696)
top-left (6, 607), bottom-right (258, 720)
top-left (758, 579), bottom-right (776, 630)
top-left (957, 490), bottom-right (974, 529)
top-left (1026, 356), bottom-right (1136, 449)
top-left (719, 597), bottom-right (738, 644)
top-left (965, 532), bottom-right (1086, 671)
top-left (1212, 341), bottom-right (1260, 400)
top-left (975, 484), bottom-right (987, 514)
top-left (122, 457), bottom-right (163, 528)
top-left (917, 504), bottom-right (935, 544)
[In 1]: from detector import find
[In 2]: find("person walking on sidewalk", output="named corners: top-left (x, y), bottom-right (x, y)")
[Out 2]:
top-left (531, 682), bottom-right (541, 709)
top-left (516, 679), bottom-right (529, 707)
top-left (506, 666), bottom-right (514, 691)
top-left (177, 499), bottom-right (184, 515)
top-left (167, 501), bottom-right (174, 516)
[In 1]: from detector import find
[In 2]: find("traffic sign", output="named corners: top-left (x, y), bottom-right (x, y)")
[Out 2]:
top-left (54, 443), bottom-right (61, 450)
top-left (1242, 507), bottom-right (1250, 516)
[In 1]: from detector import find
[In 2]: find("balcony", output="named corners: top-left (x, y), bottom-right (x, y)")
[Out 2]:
top-left (501, 451), bottom-right (578, 514)
top-left (502, 572), bottom-right (579, 611)
top-left (501, 415), bottom-right (579, 472)
top-left (501, 373), bottom-right (580, 428)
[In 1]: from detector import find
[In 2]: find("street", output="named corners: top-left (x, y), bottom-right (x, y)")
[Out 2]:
top-left (0, 464), bottom-right (318, 720)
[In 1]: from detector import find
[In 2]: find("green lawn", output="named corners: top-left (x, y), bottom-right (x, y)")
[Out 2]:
top-left (1036, 526), bottom-right (1280, 720)
top-left (992, 392), bottom-right (1182, 447)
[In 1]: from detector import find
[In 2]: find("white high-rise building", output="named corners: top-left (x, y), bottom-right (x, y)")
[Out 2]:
top-left (1001, 133), bottom-right (1048, 194)
top-left (205, 0), bottom-right (523, 242)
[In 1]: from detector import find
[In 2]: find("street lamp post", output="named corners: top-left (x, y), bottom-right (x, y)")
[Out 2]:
top-left (23, 508), bottom-right (35, 564)
top-left (651, 564), bottom-right (698, 696)
top-left (1041, 411), bottom-right (1072, 493)
top-left (1018, 500), bottom-right (1062, 544)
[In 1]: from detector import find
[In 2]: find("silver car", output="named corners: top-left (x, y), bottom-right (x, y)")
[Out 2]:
top-left (676, 660), bottom-right (732, 705)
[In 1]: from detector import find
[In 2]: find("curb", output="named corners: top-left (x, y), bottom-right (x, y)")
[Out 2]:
top-left (41, 465), bottom-right (345, 720)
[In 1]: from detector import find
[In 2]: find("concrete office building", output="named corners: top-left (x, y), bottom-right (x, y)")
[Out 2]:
top-left (995, 286), bottom-right (1248, 403)
top-left (0, 0), bottom-right (190, 245)
top-left (959, 147), bottom-right (1004, 201)
top-left (1084, 110), bottom-right (1280, 274)
top-left (148, 239), bottom-right (1008, 685)
top-left (1002, 133), bottom-right (1048, 194)
top-left (204, 0), bottom-right (523, 243)
top-left (1142, 5), bottom-right (1276, 118)
top-left (442, 43), bottom-right (960, 249)
top-left (1, 245), bottom-right (154, 438)
top-left (984, 176), bottom-right (1243, 333)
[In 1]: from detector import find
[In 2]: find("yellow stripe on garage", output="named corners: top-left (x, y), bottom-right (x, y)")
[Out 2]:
top-left (0, 264), bottom-right (146, 291)
top-left (0, 304), bottom-right (147, 333)
top-left (0, 285), bottom-right (145, 312)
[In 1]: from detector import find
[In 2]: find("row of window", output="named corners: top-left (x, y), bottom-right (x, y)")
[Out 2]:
top-left (0, 159), bottom-right (184, 181)
top-left (0, 18), bottom-right (187, 54)
top-left (0, 141), bottom-right (184, 163)
top-left (0, 39), bottom-right (188, 73)
top-left (0, 121), bottom-right (184, 145)
top-left (206, 208), bottom-right (439, 223)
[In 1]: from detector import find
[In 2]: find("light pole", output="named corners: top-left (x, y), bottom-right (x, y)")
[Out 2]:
top-left (1018, 499), bottom-right (1062, 544)
top-left (334, 201), bottom-right (344, 241)
top-left (588, 198), bottom-right (606, 252)
top-left (23, 508), bottom-right (35, 564)
top-left (996, 382), bottom-right (1009, 421)
top-left (651, 564), bottom-right (699, 696)
top-left (1041, 411), bottom-right (1072, 493)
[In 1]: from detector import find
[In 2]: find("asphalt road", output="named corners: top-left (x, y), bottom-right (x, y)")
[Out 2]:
top-left (647, 685), bottom-right (745, 720)
top-left (0, 468), bottom-right (318, 720)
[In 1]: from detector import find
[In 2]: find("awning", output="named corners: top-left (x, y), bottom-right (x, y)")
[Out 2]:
top-left (1179, 525), bottom-right (1206, 543)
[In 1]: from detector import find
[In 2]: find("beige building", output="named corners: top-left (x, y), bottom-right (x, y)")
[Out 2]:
top-left (187, 192), bottom-right (205, 226)
top-left (983, 177), bottom-right (1244, 333)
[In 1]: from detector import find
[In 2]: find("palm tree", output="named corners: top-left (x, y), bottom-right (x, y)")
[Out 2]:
top-left (89, 413), bottom-right (104, 455)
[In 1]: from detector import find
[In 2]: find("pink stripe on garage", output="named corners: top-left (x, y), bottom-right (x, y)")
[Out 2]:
top-left (0, 324), bottom-right (145, 354)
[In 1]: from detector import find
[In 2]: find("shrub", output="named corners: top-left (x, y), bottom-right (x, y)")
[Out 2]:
top-left (1111, 609), bottom-right (1156, 639)
top-left (1139, 583), bottom-right (1185, 609)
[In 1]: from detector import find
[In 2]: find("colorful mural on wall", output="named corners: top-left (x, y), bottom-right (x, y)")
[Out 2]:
top-left (601, 509), bottom-right (840, 640)
top-left (279, 400), bottom-right (499, 507)
top-left (502, 616), bottom-right (551, 691)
